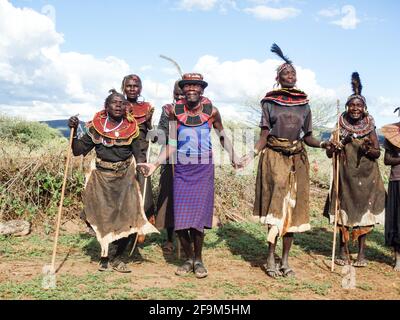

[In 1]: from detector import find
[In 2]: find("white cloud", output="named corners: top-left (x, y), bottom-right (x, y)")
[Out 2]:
top-left (140, 65), bottom-right (153, 72)
top-left (4, 0), bottom-right (391, 128)
top-left (176, 0), bottom-right (238, 13)
top-left (318, 8), bottom-right (340, 18)
top-left (243, 5), bottom-right (301, 20)
top-left (247, 0), bottom-right (282, 4)
top-left (375, 97), bottom-right (400, 118)
top-left (219, 0), bottom-right (238, 13)
top-left (192, 55), bottom-right (336, 114)
top-left (0, 0), bottom-right (137, 121)
top-left (333, 5), bottom-right (360, 29)
top-left (177, 0), bottom-right (219, 11)
top-left (319, 5), bottom-right (361, 29)
top-left (0, 0), bottom-right (337, 124)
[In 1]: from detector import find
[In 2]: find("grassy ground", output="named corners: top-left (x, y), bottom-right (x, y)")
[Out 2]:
top-left (0, 187), bottom-right (399, 300)
top-left (0, 118), bottom-right (397, 300)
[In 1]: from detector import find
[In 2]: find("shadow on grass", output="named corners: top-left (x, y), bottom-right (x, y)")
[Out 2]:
top-left (213, 222), bottom-right (268, 268)
top-left (138, 231), bottom-right (181, 267)
top-left (365, 228), bottom-right (393, 265)
top-left (79, 230), bottom-right (182, 267)
top-left (294, 224), bottom-right (393, 266)
top-left (294, 227), bottom-right (332, 257)
top-left (79, 233), bottom-right (100, 262)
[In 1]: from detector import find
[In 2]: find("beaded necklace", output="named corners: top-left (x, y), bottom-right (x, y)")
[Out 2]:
top-left (103, 116), bottom-right (124, 136)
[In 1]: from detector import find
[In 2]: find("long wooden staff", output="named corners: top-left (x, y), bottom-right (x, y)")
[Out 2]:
top-left (331, 100), bottom-right (341, 272)
top-left (129, 128), bottom-right (152, 257)
top-left (50, 128), bottom-right (74, 272)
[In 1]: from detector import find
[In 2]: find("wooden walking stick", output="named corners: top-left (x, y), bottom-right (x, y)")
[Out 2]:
top-left (331, 100), bottom-right (341, 272)
top-left (51, 128), bottom-right (74, 268)
top-left (42, 128), bottom-right (74, 288)
top-left (129, 127), bottom-right (153, 257)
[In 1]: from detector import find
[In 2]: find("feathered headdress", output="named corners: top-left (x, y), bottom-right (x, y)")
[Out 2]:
top-left (160, 54), bottom-right (183, 77)
top-left (346, 72), bottom-right (367, 107)
top-left (351, 72), bottom-right (362, 96)
top-left (271, 43), bottom-right (292, 65)
top-left (271, 43), bottom-right (295, 77)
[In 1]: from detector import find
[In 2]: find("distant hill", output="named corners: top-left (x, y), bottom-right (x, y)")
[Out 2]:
top-left (41, 119), bottom-right (85, 138)
top-left (43, 119), bottom-right (386, 144)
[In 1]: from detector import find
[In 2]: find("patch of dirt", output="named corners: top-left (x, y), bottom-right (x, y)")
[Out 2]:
top-left (1, 184), bottom-right (399, 300)
top-left (1, 242), bottom-right (399, 300)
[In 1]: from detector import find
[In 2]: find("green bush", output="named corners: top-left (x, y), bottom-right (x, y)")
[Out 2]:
top-left (0, 114), bottom-right (65, 150)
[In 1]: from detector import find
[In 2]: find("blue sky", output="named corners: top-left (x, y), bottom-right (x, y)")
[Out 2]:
top-left (1, 0), bottom-right (400, 126)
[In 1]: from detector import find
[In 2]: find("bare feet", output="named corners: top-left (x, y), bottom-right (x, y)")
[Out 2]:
top-left (335, 253), bottom-right (350, 266)
top-left (175, 259), bottom-right (194, 276)
top-left (263, 256), bottom-right (282, 278)
top-left (194, 260), bottom-right (208, 279)
top-left (280, 263), bottom-right (295, 277)
top-left (352, 258), bottom-right (368, 267)
top-left (162, 241), bottom-right (174, 253)
top-left (111, 258), bottom-right (132, 273)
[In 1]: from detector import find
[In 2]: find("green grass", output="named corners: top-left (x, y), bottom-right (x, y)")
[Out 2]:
top-left (0, 273), bottom-right (114, 300)
top-left (357, 283), bottom-right (374, 291)
top-left (276, 277), bottom-right (331, 297)
top-left (134, 287), bottom-right (196, 300)
top-left (0, 220), bottom-right (396, 300)
top-left (212, 222), bottom-right (270, 261)
top-left (0, 271), bottom-right (197, 300)
top-left (1, 220), bottom-right (392, 269)
top-left (212, 281), bottom-right (260, 298)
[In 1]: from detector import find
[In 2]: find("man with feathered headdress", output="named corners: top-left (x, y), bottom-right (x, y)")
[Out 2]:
top-left (138, 73), bottom-right (241, 278)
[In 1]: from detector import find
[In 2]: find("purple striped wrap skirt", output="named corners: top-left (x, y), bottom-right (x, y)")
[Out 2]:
top-left (173, 153), bottom-right (214, 232)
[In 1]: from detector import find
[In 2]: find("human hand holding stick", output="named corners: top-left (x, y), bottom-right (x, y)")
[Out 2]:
top-left (359, 137), bottom-right (373, 154)
top-left (137, 162), bottom-right (158, 178)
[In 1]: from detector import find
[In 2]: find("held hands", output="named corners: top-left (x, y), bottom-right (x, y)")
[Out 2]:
top-left (321, 140), bottom-right (343, 154)
top-left (359, 138), bottom-right (373, 155)
top-left (231, 154), bottom-right (245, 170)
top-left (237, 153), bottom-right (254, 168)
top-left (137, 162), bottom-right (158, 177)
top-left (237, 150), bottom-right (259, 168)
top-left (320, 140), bottom-right (335, 151)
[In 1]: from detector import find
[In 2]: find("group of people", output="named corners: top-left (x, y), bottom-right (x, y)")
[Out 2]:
top-left (67, 43), bottom-right (400, 279)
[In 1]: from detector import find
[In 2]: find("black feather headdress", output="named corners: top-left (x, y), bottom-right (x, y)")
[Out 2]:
top-left (351, 72), bottom-right (363, 96)
top-left (271, 43), bottom-right (292, 65)
top-left (346, 71), bottom-right (367, 107)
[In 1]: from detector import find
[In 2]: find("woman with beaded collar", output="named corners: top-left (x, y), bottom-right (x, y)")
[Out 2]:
top-left (121, 74), bottom-right (156, 240)
top-left (324, 72), bottom-right (385, 267)
top-left (240, 44), bottom-right (334, 278)
top-left (68, 90), bottom-right (158, 272)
